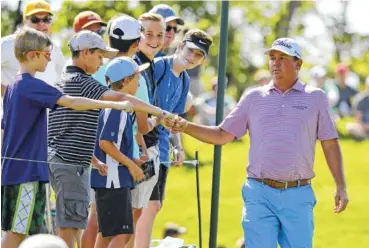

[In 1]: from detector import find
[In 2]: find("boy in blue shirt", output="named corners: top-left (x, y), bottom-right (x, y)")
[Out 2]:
top-left (91, 57), bottom-right (154, 248)
top-left (136, 28), bottom-right (213, 248)
top-left (1, 27), bottom-right (134, 248)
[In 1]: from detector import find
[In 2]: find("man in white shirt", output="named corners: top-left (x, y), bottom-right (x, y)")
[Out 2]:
top-left (1, 0), bottom-right (64, 96)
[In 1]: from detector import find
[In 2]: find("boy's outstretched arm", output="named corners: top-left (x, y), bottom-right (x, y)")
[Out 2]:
top-left (57, 95), bottom-right (133, 112)
top-left (101, 90), bottom-right (164, 117)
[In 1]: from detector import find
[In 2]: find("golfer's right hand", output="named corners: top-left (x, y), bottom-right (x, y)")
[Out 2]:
top-left (128, 164), bottom-right (144, 182)
top-left (114, 101), bottom-right (134, 112)
top-left (171, 116), bottom-right (188, 132)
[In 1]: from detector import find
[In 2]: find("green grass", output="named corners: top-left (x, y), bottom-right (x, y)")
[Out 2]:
top-left (152, 134), bottom-right (369, 248)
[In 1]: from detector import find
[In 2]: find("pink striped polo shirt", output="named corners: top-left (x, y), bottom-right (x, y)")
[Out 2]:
top-left (219, 80), bottom-right (338, 181)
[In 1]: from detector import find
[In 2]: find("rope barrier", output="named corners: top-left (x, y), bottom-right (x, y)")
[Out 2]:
top-left (1, 156), bottom-right (199, 167)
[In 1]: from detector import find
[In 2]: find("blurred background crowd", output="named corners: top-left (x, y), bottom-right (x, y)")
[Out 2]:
top-left (2, 0), bottom-right (369, 141)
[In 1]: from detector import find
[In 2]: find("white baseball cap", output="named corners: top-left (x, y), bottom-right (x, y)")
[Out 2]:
top-left (68, 30), bottom-right (118, 58)
top-left (109, 15), bottom-right (142, 40)
top-left (265, 37), bottom-right (302, 59)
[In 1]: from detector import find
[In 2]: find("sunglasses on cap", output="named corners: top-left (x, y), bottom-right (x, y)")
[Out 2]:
top-left (165, 25), bottom-right (180, 34)
top-left (29, 16), bottom-right (52, 24)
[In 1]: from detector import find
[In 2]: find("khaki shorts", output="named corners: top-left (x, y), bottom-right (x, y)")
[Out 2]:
top-left (131, 145), bottom-right (160, 209)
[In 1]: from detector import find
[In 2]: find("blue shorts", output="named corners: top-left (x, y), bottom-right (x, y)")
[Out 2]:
top-left (241, 178), bottom-right (316, 248)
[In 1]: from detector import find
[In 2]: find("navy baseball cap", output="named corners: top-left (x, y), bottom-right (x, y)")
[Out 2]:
top-left (149, 4), bottom-right (184, 25)
top-left (184, 35), bottom-right (211, 57)
top-left (105, 57), bottom-right (149, 83)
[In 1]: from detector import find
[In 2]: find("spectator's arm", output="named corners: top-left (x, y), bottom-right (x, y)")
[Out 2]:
top-left (136, 113), bottom-right (158, 134)
top-left (101, 90), bottom-right (163, 116)
top-left (136, 132), bottom-right (149, 161)
top-left (1, 83), bottom-right (6, 97)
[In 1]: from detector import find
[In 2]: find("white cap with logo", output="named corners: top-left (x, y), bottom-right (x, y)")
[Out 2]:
top-left (109, 15), bottom-right (142, 40)
top-left (68, 30), bottom-right (118, 58)
top-left (265, 37), bottom-right (302, 59)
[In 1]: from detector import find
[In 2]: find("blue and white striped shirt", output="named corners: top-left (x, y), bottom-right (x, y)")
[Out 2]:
top-left (91, 109), bottom-right (134, 189)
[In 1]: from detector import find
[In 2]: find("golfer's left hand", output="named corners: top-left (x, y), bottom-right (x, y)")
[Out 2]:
top-left (334, 188), bottom-right (349, 213)
top-left (172, 147), bottom-right (185, 167)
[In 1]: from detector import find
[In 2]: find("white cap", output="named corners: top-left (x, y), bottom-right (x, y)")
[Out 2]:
top-left (68, 30), bottom-right (118, 58)
top-left (109, 15), bottom-right (141, 40)
top-left (366, 76), bottom-right (369, 87)
top-left (19, 234), bottom-right (68, 248)
top-left (265, 37), bottom-right (302, 59)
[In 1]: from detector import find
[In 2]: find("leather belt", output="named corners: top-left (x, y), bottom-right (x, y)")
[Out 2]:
top-left (252, 178), bottom-right (311, 189)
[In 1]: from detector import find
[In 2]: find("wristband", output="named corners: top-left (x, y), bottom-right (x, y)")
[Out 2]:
top-left (173, 146), bottom-right (184, 152)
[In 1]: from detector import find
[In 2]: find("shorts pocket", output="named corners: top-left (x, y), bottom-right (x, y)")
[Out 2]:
top-left (63, 184), bottom-right (88, 221)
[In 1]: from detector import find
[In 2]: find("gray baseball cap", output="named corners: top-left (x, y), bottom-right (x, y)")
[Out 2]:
top-left (68, 30), bottom-right (118, 58)
top-left (149, 4), bottom-right (184, 25)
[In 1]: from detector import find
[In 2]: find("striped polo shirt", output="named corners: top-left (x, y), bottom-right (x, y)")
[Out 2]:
top-left (48, 66), bottom-right (109, 167)
top-left (219, 80), bottom-right (338, 181)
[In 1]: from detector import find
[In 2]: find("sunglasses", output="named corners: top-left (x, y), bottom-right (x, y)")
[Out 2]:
top-left (29, 16), bottom-right (52, 24)
top-left (96, 26), bottom-right (106, 36)
top-left (166, 25), bottom-right (180, 34)
top-left (23, 50), bottom-right (52, 61)
top-left (34, 51), bottom-right (52, 61)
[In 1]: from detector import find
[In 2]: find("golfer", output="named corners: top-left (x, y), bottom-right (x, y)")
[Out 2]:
top-left (168, 38), bottom-right (349, 248)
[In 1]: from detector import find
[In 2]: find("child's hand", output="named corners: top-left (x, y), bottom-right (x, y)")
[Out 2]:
top-left (133, 158), bottom-right (144, 167)
top-left (140, 154), bottom-right (149, 162)
top-left (128, 164), bottom-right (145, 182)
top-left (91, 159), bottom-right (108, 176)
top-left (159, 111), bottom-right (176, 129)
top-left (94, 162), bottom-right (108, 176)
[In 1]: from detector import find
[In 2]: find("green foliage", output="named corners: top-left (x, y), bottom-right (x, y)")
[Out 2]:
top-left (2, 1), bottom-right (368, 97)
top-left (1, 2), bottom-right (19, 37)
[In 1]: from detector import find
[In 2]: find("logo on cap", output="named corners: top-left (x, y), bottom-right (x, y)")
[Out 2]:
top-left (274, 40), bottom-right (292, 49)
top-left (198, 40), bottom-right (206, 45)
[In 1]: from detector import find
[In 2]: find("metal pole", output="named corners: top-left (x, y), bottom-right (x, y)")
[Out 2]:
top-left (195, 151), bottom-right (202, 248)
top-left (209, 1), bottom-right (229, 248)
